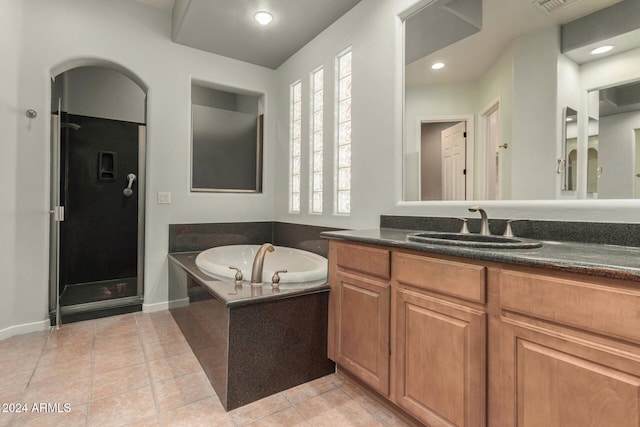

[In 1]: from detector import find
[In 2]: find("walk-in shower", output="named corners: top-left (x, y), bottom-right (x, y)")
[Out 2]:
top-left (49, 66), bottom-right (146, 325)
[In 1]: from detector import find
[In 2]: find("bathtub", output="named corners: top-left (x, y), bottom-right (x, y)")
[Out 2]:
top-left (195, 244), bottom-right (328, 284)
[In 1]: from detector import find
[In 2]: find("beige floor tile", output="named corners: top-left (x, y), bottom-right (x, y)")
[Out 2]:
top-left (95, 313), bottom-right (138, 330)
top-left (376, 409), bottom-right (415, 427)
top-left (13, 402), bottom-right (87, 427)
top-left (87, 385), bottom-right (156, 427)
top-left (91, 362), bottom-right (150, 401)
top-left (300, 399), bottom-right (385, 427)
top-left (93, 342), bottom-right (145, 374)
top-left (0, 412), bottom-right (13, 427)
top-left (45, 328), bottom-right (95, 348)
top-left (37, 340), bottom-right (93, 367)
top-left (21, 377), bottom-right (91, 415)
top-left (30, 357), bottom-right (92, 386)
top-left (0, 352), bottom-right (40, 376)
top-left (338, 381), bottom-right (387, 419)
top-left (229, 393), bottom-right (292, 426)
top-left (246, 406), bottom-right (311, 427)
top-left (153, 371), bottom-right (215, 413)
top-left (147, 351), bottom-right (201, 384)
top-left (0, 369), bottom-right (34, 397)
top-left (141, 336), bottom-right (191, 361)
top-left (0, 331), bottom-right (49, 354)
top-left (93, 330), bottom-right (141, 353)
top-left (138, 324), bottom-right (185, 345)
top-left (282, 375), bottom-right (337, 405)
top-left (121, 414), bottom-right (161, 427)
top-left (160, 397), bottom-right (233, 427)
top-left (57, 318), bottom-right (97, 331)
top-left (294, 388), bottom-right (352, 419)
top-left (135, 312), bottom-right (177, 330)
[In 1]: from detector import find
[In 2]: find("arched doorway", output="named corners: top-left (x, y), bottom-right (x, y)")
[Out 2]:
top-left (49, 63), bottom-right (147, 325)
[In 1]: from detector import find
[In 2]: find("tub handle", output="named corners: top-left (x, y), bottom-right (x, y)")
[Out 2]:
top-left (271, 270), bottom-right (288, 287)
top-left (229, 266), bottom-right (243, 282)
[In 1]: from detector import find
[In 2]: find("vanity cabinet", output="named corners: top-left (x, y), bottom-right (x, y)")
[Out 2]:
top-left (394, 252), bottom-right (486, 427)
top-left (327, 239), bottom-right (640, 427)
top-left (328, 241), bottom-right (391, 396)
top-left (497, 267), bottom-right (640, 427)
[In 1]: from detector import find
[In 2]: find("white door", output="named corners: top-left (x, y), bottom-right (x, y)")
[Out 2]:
top-left (441, 122), bottom-right (466, 200)
top-left (635, 129), bottom-right (640, 199)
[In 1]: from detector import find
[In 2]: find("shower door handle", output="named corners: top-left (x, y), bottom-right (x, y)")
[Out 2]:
top-left (123, 173), bottom-right (136, 197)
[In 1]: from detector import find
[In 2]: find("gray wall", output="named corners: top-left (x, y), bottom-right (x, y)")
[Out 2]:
top-left (59, 66), bottom-right (146, 123)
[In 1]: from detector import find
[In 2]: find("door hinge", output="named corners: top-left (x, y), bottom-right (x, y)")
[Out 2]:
top-left (463, 169), bottom-right (467, 175)
top-left (50, 206), bottom-right (65, 222)
top-left (463, 131), bottom-right (467, 138)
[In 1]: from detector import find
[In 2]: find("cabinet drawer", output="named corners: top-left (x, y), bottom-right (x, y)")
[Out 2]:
top-left (499, 269), bottom-right (640, 343)
top-left (335, 242), bottom-right (390, 280)
top-left (395, 252), bottom-right (486, 303)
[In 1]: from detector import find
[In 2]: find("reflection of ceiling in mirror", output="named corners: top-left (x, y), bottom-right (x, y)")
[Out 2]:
top-left (405, 0), bottom-right (622, 87)
top-left (599, 80), bottom-right (640, 117)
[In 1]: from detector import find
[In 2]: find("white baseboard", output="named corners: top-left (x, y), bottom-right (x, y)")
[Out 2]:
top-left (0, 319), bottom-right (50, 342)
top-left (142, 300), bottom-right (170, 313)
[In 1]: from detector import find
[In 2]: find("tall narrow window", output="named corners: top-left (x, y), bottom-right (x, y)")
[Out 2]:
top-left (336, 49), bottom-right (352, 214)
top-left (310, 67), bottom-right (324, 214)
top-left (290, 80), bottom-right (302, 213)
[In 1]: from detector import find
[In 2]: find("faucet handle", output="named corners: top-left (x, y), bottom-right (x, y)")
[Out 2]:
top-left (503, 220), bottom-right (515, 237)
top-left (457, 218), bottom-right (470, 234)
top-left (228, 266), bottom-right (244, 282)
top-left (271, 270), bottom-right (288, 288)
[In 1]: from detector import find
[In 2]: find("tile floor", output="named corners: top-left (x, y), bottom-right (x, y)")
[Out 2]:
top-left (0, 311), bottom-right (412, 427)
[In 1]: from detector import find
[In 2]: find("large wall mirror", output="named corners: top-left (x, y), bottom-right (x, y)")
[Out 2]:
top-left (402, 0), bottom-right (640, 202)
top-left (191, 83), bottom-right (264, 193)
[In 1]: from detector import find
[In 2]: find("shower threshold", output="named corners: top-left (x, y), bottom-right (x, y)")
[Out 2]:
top-left (51, 295), bottom-right (143, 326)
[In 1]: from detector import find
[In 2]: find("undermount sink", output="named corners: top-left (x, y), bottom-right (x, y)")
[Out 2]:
top-left (407, 231), bottom-right (542, 249)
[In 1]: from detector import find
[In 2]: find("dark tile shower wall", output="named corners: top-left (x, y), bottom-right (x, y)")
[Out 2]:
top-left (169, 222), bottom-right (342, 257)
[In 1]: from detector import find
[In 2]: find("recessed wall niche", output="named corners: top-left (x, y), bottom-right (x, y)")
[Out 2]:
top-left (191, 83), bottom-right (264, 192)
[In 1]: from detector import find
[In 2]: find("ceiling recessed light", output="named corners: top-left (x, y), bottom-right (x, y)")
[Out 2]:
top-left (431, 62), bottom-right (445, 70)
top-left (254, 11), bottom-right (274, 26)
top-left (590, 45), bottom-right (614, 55)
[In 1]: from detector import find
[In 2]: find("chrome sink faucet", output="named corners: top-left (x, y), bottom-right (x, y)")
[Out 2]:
top-left (468, 206), bottom-right (490, 235)
top-left (251, 243), bottom-right (274, 284)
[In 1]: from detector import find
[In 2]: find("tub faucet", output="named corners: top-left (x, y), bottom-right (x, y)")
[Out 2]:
top-left (251, 243), bottom-right (274, 284)
top-left (468, 206), bottom-right (490, 235)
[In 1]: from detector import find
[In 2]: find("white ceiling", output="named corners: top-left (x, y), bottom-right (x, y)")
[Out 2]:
top-left (405, 0), bottom-right (626, 87)
top-left (163, 0), bottom-right (362, 69)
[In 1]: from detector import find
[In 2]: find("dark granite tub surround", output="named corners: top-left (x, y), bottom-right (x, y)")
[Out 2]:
top-left (167, 224), bottom-right (336, 410)
top-left (169, 221), bottom-right (341, 257)
top-left (321, 221), bottom-right (640, 282)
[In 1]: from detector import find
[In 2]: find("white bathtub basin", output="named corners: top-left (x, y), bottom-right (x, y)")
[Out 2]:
top-left (195, 245), bottom-right (328, 284)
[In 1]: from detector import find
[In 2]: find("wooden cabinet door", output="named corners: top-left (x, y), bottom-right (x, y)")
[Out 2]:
top-left (336, 272), bottom-right (390, 396)
top-left (395, 289), bottom-right (486, 427)
top-left (500, 317), bottom-right (640, 427)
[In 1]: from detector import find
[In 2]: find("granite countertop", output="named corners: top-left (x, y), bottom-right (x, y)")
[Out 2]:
top-left (321, 228), bottom-right (640, 282)
top-left (169, 252), bottom-right (330, 307)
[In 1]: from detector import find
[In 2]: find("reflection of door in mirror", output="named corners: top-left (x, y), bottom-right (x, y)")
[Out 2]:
top-left (563, 107), bottom-right (578, 191)
top-left (482, 104), bottom-right (501, 200)
top-left (587, 145), bottom-right (599, 194)
top-left (635, 129), bottom-right (640, 198)
top-left (441, 122), bottom-right (466, 200)
top-left (417, 120), bottom-right (468, 200)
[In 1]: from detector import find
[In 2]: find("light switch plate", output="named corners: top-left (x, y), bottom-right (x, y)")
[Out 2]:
top-left (157, 192), bottom-right (171, 204)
